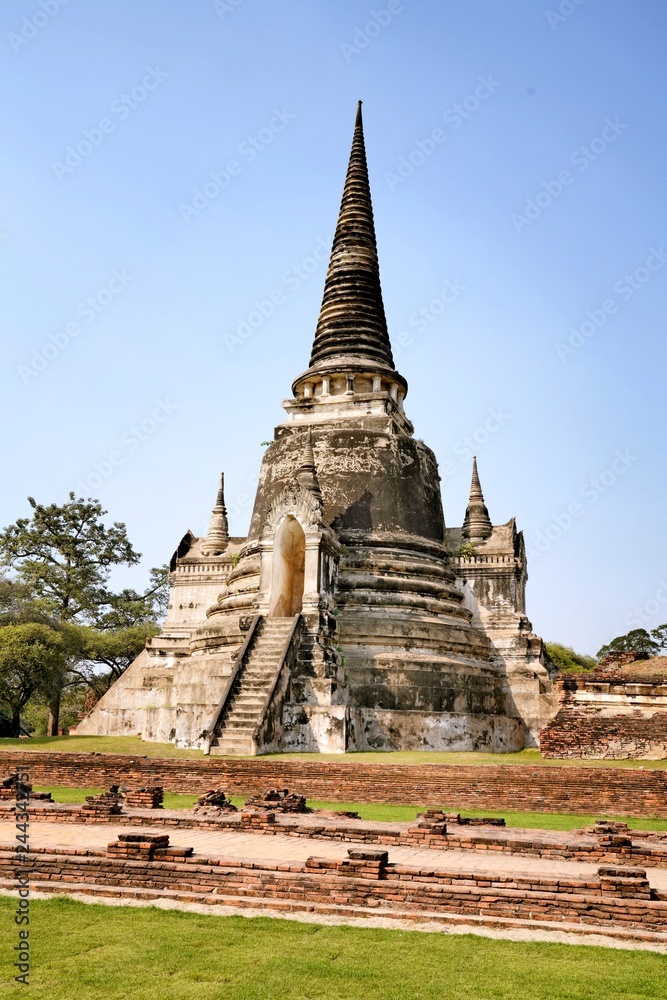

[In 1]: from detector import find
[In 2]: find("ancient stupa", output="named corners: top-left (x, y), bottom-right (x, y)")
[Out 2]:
top-left (75, 103), bottom-right (556, 753)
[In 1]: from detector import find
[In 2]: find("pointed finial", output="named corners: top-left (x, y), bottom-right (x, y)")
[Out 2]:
top-left (295, 429), bottom-right (322, 502)
top-left (203, 472), bottom-right (229, 554)
top-left (470, 456), bottom-right (484, 500)
top-left (462, 457), bottom-right (492, 542)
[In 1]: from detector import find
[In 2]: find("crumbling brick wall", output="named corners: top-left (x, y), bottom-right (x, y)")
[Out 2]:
top-left (0, 750), bottom-right (665, 817)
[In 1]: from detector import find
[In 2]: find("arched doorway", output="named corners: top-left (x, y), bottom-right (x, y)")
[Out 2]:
top-left (269, 516), bottom-right (306, 617)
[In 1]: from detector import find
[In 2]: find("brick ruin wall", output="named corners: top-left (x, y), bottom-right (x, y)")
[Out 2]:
top-left (4, 802), bottom-right (667, 868)
top-left (2, 844), bottom-right (665, 936)
top-left (540, 676), bottom-right (667, 760)
top-left (1, 750), bottom-right (665, 817)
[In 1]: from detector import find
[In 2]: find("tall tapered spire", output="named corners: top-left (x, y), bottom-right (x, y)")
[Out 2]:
top-left (462, 457), bottom-right (492, 542)
top-left (202, 473), bottom-right (229, 554)
top-left (292, 102), bottom-right (406, 398)
top-left (309, 100), bottom-right (394, 369)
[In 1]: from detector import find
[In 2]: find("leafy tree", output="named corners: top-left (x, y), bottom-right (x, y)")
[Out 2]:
top-left (0, 623), bottom-right (67, 736)
top-left (596, 628), bottom-right (662, 661)
top-left (20, 683), bottom-right (90, 737)
top-left (544, 643), bottom-right (597, 674)
top-left (456, 542), bottom-right (478, 558)
top-left (0, 495), bottom-right (142, 733)
top-left (651, 624), bottom-right (667, 650)
top-left (94, 565), bottom-right (170, 630)
top-left (0, 574), bottom-right (47, 626)
top-left (0, 494), bottom-right (140, 623)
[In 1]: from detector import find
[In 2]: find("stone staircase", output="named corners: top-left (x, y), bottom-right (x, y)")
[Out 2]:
top-left (209, 616), bottom-right (297, 756)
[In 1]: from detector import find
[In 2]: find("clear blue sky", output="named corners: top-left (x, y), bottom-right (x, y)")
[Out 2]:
top-left (1, 0), bottom-right (665, 656)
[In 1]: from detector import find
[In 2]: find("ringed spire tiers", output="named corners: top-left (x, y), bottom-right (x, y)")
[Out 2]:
top-left (202, 473), bottom-right (229, 554)
top-left (292, 102), bottom-right (407, 399)
top-left (462, 457), bottom-right (493, 543)
top-left (295, 428), bottom-right (323, 502)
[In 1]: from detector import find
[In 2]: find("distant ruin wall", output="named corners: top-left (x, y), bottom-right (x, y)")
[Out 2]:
top-left (1, 750), bottom-right (665, 817)
top-left (540, 676), bottom-right (667, 760)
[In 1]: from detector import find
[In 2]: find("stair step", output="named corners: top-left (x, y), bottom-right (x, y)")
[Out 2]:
top-left (211, 614), bottom-right (299, 746)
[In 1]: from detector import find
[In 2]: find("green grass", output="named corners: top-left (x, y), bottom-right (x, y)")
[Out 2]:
top-left (305, 801), bottom-right (667, 832)
top-left (0, 897), bottom-right (665, 999)
top-left (0, 735), bottom-right (204, 758)
top-left (3, 735), bottom-right (666, 767)
top-left (33, 786), bottom-right (200, 811)
top-left (33, 787), bottom-right (667, 832)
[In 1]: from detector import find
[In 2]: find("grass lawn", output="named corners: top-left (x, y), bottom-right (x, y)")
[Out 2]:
top-left (0, 897), bottom-right (665, 999)
top-left (33, 786), bottom-right (667, 831)
top-left (2, 735), bottom-right (666, 767)
top-left (0, 735), bottom-right (204, 758)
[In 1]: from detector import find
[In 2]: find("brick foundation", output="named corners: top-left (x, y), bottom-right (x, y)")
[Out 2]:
top-left (2, 844), bottom-right (666, 937)
top-left (3, 802), bottom-right (667, 869)
top-left (541, 706), bottom-right (667, 759)
top-left (540, 677), bottom-right (667, 759)
top-left (0, 750), bottom-right (665, 817)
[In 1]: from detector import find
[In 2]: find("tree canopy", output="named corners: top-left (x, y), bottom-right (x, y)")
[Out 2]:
top-left (544, 643), bottom-right (597, 674)
top-left (597, 627), bottom-right (666, 661)
top-left (0, 495), bottom-right (169, 732)
top-left (0, 494), bottom-right (141, 623)
top-left (0, 623), bottom-right (67, 735)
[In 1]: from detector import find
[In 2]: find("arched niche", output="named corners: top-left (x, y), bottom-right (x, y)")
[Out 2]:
top-left (269, 516), bottom-right (306, 617)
